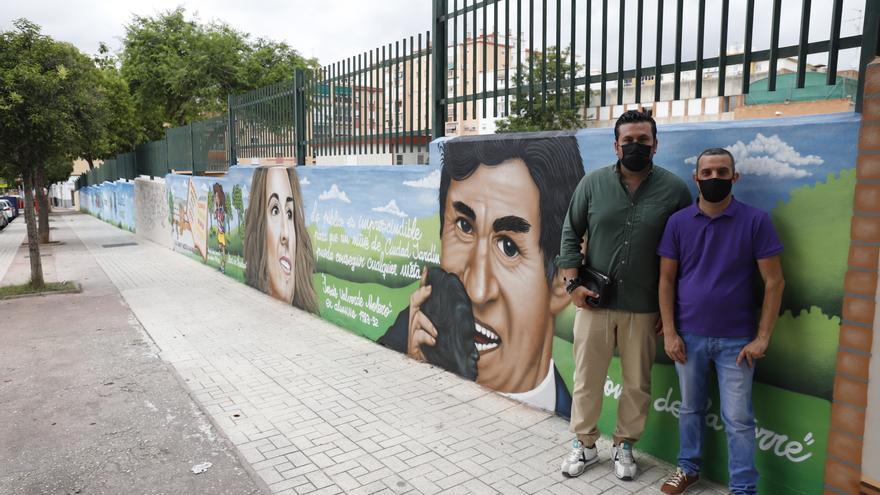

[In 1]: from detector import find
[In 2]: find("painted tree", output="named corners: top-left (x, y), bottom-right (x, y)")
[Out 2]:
top-left (167, 188), bottom-right (175, 232)
top-left (0, 20), bottom-right (94, 286)
top-left (231, 184), bottom-right (244, 233)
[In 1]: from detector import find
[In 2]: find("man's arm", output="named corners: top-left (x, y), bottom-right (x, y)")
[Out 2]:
top-left (737, 255), bottom-right (785, 367)
top-left (557, 178), bottom-right (594, 307)
top-left (660, 257), bottom-right (686, 363)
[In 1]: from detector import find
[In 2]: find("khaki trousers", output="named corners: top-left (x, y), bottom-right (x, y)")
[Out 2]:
top-left (569, 307), bottom-right (658, 446)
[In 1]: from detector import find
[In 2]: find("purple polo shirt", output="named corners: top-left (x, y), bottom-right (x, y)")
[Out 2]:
top-left (657, 198), bottom-right (783, 338)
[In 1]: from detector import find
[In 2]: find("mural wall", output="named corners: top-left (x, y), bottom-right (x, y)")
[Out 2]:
top-left (79, 112), bottom-right (860, 494)
top-left (134, 178), bottom-right (172, 248)
top-left (79, 181), bottom-right (135, 232)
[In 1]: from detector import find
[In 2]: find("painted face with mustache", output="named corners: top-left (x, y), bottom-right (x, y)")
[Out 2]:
top-left (439, 160), bottom-right (557, 393)
top-left (264, 167), bottom-right (296, 302)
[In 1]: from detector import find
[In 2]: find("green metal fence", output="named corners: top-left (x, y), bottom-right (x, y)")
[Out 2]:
top-left (77, 0), bottom-right (880, 189)
top-left (229, 80), bottom-right (298, 164)
top-left (304, 32), bottom-right (433, 160)
top-left (430, 0), bottom-right (880, 138)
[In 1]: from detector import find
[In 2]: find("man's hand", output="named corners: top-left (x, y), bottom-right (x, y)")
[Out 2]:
top-left (407, 269), bottom-right (437, 360)
top-left (663, 330), bottom-right (687, 364)
top-left (736, 337), bottom-right (769, 368)
top-left (569, 285), bottom-right (597, 308)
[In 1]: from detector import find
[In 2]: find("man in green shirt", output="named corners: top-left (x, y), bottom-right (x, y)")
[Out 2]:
top-left (558, 111), bottom-right (691, 481)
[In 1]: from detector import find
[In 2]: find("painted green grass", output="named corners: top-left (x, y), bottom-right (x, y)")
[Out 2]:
top-left (314, 272), bottom-right (417, 342)
top-left (0, 280), bottom-right (78, 298)
top-left (554, 338), bottom-right (829, 495)
top-left (308, 216), bottom-right (441, 289)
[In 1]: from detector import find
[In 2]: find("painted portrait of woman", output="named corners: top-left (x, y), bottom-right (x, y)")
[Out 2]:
top-left (244, 165), bottom-right (319, 314)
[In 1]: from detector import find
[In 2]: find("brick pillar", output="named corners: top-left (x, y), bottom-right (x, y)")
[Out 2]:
top-left (826, 57), bottom-right (880, 494)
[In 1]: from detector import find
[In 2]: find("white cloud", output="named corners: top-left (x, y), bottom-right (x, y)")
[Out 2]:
top-left (684, 133), bottom-right (824, 179)
top-left (372, 199), bottom-right (408, 218)
top-left (318, 184), bottom-right (351, 203)
top-left (300, 176), bottom-right (311, 185)
top-left (403, 169), bottom-right (441, 189)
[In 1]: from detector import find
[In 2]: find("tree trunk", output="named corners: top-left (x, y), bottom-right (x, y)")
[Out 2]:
top-left (22, 169), bottom-right (44, 289)
top-left (86, 155), bottom-right (94, 170)
top-left (35, 166), bottom-right (50, 243)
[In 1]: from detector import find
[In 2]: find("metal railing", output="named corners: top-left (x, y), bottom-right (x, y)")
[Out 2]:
top-left (77, 0), bottom-right (879, 189)
top-left (430, 0), bottom-right (880, 137)
top-left (303, 32), bottom-right (433, 161)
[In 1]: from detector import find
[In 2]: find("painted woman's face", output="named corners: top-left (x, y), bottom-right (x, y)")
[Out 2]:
top-left (264, 167), bottom-right (297, 302)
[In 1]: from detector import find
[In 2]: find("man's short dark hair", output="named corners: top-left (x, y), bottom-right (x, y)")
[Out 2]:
top-left (439, 132), bottom-right (585, 285)
top-left (614, 110), bottom-right (657, 141)
top-left (695, 147), bottom-right (736, 173)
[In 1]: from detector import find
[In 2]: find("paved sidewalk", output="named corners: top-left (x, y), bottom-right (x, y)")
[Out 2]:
top-left (62, 211), bottom-right (726, 495)
top-left (0, 212), bottom-right (262, 494)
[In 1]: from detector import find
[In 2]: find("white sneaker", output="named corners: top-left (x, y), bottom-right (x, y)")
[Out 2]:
top-left (560, 439), bottom-right (599, 478)
top-left (612, 442), bottom-right (638, 480)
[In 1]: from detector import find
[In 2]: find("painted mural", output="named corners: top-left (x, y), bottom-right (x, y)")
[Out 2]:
top-left (78, 112), bottom-right (860, 495)
top-left (164, 166), bottom-right (319, 314)
top-left (415, 112), bottom-right (856, 495)
top-left (134, 178), bottom-right (171, 248)
top-left (79, 180), bottom-right (135, 232)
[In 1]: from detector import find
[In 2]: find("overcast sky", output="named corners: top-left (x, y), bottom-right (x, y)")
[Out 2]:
top-left (1, 0), bottom-right (868, 70)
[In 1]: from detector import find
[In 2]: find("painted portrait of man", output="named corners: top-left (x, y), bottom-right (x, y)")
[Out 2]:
top-left (379, 132), bottom-right (585, 416)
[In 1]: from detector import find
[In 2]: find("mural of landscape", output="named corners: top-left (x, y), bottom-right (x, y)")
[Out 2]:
top-left (79, 181), bottom-right (135, 232)
top-left (79, 112), bottom-right (860, 494)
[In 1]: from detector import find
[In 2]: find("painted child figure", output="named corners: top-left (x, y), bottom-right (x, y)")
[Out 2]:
top-left (213, 183), bottom-right (229, 274)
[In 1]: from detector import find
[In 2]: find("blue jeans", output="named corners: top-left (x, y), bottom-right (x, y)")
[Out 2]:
top-left (675, 333), bottom-right (758, 495)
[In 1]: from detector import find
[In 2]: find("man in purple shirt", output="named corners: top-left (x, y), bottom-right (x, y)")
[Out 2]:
top-left (656, 148), bottom-right (785, 495)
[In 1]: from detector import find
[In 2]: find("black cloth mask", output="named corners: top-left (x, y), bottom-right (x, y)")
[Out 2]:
top-left (620, 142), bottom-right (653, 172)
top-left (698, 178), bottom-right (733, 203)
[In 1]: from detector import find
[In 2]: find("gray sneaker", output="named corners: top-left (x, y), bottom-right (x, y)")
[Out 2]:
top-left (612, 442), bottom-right (637, 480)
top-left (560, 439), bottom-right (599, 478)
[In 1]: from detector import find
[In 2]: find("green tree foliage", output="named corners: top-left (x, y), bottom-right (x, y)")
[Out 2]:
top-left (757, 307), bottom-right (839, 400)
top-left (0, 19), bottom-right (96, 285)
top-left (119, 7), bottom-right (318, 140)
top-left (496, 46), bottom-right (594, 132)
top-left (772, 169), bottom-right (855, 317)
top-left (73, 46), bottom-right (139, 169)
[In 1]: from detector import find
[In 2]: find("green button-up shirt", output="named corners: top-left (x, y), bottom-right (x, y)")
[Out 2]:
top-left (557, 163), bottom-right (692, 313)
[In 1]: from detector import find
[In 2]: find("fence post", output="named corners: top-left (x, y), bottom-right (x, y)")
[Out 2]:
top-left (190, 123), bottom-right (198, 175)
top-left (432, 0), bottom-right (448, 140)
top-left (295, 69), bottom-right (307, 166)
top-left (227, 94), bottom-right (237, 166)
top-left (856, 0), bottom-right (880, 113)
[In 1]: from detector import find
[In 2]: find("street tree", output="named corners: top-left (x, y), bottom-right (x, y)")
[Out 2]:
top-left (495, 46), bottom-right (594, 132)
top-left (0, 19), bottom-right (89, 286)
top-left (119, 8), bottom-right (318, 141)
top-left (73, 55), bottom-right (139, 170)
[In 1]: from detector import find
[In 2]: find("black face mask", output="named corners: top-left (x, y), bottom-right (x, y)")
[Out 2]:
top-left (620, 142), bottom-right (653, 172)
top-left (698, 178), bottom-right (733, 203)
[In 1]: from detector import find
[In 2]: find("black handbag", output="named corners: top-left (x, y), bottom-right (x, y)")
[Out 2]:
top-left (578, 265), bottom-right (613, 307)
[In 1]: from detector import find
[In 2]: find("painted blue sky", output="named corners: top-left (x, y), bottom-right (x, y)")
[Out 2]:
top-left (298, 166), bottom-right (441, 237)
top-left (431, 112), bottom-right (860, 214)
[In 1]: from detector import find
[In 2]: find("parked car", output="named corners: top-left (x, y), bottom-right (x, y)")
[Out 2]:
top-left (0, 200), bottom-right (12, 224)
top-left (0, 196), bottom-right (21, 218)
top-left (0, 210), bottom-right (7, 230)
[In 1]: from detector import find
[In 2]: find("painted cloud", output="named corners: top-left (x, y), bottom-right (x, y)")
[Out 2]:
top-left (372, 199), bottom-right (408, 218)
top-left (300, 176), bottom-right (311, 186)
top-left (685, 133), bottom-right (824, 178)
top-left (318, 184), bottom-right (351, 203)
top-left (403, 169), bottom-right (441, 189)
